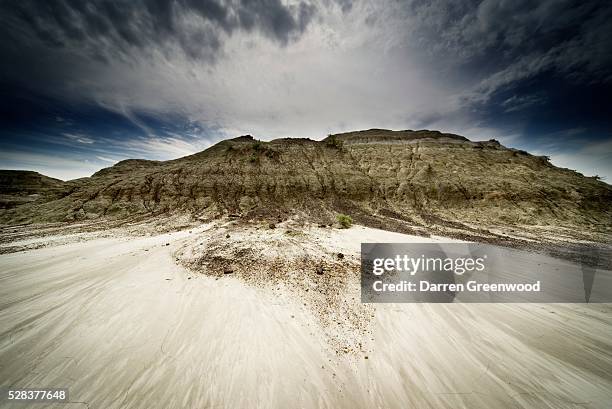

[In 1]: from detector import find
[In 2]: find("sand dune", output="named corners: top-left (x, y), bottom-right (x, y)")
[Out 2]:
top-left (1, 225), bottom-right (611, 408)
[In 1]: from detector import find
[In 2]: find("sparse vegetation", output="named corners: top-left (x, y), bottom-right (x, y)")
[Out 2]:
top-left (284, 229), bottom-right (305, 237)
top-left (336, 214), bottom-right (352, 229)
top-left (240, 140), bottom-right (279, 161)
top-left (264, 148), bottom-right (279, 159)
top-left (326, 135), bottom-right (343, 149)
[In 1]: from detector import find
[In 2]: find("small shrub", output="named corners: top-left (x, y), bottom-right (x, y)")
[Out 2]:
top-left (252, 141), bottom-right (262, 151)
top-left (264, 148), bottom-right (279, 159)
top-left (336, 214), bottom-right (352, 229)
top-left (326, 136), bottom-right (343, 149)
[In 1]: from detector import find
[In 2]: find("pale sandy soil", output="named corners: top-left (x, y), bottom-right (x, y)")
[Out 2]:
top-left (1, 223), bottom-right (611, 409)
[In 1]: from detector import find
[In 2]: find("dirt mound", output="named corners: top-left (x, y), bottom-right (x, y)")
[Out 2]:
top-left (1, 129), bottom-right (610, 240)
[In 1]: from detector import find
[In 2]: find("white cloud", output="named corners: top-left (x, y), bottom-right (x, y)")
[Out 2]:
top-left (63, 133), bottom-right (95, 144)
top-left (534, 139), bottom-right (612, 182)
top-left (113, 135), bottom-right (216, 160)
top-left (0, 150), bottom-right (105, 181)
top-left (33, 1), bottom-right (463, 142)
top-left (96, 156), bottom-right (117, 163)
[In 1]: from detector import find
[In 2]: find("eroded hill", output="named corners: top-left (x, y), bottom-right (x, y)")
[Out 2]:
top-left (1, 130), bottom-right (610, 243)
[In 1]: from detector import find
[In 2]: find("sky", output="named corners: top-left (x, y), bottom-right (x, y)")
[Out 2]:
top-left (1, 0), bottom-right (611, 181)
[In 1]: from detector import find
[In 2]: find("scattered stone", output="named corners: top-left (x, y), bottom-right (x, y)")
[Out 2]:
top-left (226, 234), bottom-right (230, 238)
top-left (268, 223), bottom-right (276, 229)
top-left (165, 243), bottom-right (170, 246)
top-left (223, 268), bottom-right (234, 274)
top-left (337, 252), bottom-right (344, 259)
top-left (315, 265), bottom-right (325, 275)
top-left (187, 277), bottom-right (192, 280)
top-left (364, 356), bottom-right (368, 360)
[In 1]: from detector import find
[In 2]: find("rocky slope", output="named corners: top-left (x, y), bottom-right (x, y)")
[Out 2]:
top-left (1, 129), bottom-right (610, 241)
top-left (0, 170), bottom-right (72, 209)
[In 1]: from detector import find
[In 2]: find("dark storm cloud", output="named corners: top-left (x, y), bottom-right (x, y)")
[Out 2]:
top-left (1, 0), bottom-right (317, 61)
top-left (396, 0), bottom-right (612, 156)
top-left (405, 0), bottom-right (612, 93)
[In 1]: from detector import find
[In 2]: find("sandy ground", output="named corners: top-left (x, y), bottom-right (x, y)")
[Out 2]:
top-left (1, 224), bottom-right (611, 408)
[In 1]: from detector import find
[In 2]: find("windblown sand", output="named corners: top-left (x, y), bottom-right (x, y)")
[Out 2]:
top-left (1, 223), bottom-right (611, 408)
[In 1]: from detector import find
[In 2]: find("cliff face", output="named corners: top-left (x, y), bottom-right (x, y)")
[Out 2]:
top-left (1, 129), bottom-right (610, 237)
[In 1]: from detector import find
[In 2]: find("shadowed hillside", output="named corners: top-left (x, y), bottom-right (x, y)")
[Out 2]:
top-left (0, 170), bottom-right (73, 209)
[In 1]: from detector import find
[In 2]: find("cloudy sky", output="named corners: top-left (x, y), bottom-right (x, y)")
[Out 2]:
top-left (1, 0), bottom-right (611, 180)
